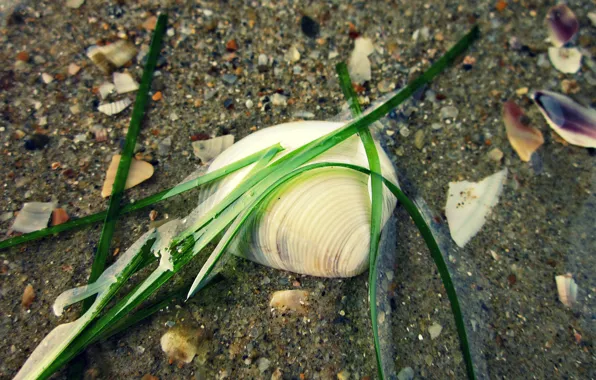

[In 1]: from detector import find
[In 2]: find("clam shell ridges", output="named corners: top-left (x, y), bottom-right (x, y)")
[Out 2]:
top-left (199, 121), bottom-right (399, 277)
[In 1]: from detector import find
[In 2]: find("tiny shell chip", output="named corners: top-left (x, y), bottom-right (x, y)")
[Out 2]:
top-left (445, 169), bottom-right (507, 248)
top-left (548, 47), bottom-right (582, 74)
top-left (12, 202), bottom-right (56, 233)
top-left (533, 90), bottom-right (596, 148)
top-left (348, 37), bottom-right (374, 84)
top-left (160, 326), bottom-right (202, 364)
top-left (98, 82), bottom-right (115, 99)
top-left (546, 4), bottom-right (579, 48)
top-left (113, 72), bottom-right (139, 94)
top-left (555, 273), bottom-right (578, 307)
top-left (503, 101), bottom-right (544, 162)
top-left (192, 135), bottom-right (235, 163)
top-left (101, 155), bottom-right (154, 198)
top-left (98, 98), bottom-right (132, 116)
top-left (270, 290), bottom-right (309, 314)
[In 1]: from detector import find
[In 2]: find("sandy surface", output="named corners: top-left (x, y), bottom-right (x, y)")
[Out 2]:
top-left (0, 0), bottom-right (594, 379)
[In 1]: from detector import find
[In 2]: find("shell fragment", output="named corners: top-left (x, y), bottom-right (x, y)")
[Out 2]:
top-left (101, 155), bottom-right (154, 198)
top-left (503, 101), bottom-right (544, 161)
top-left (113, 72), bottom-right (139, 94)
top-left (98, 98), bottom-right (132, 116)
top-left (445, 169), bottom-right (507, 248)
top-left (548, 47), bottom-right (582, 74)
top-left (12, 202), bottom-right (56, 233)
top-left (192, 135), bottom-right (235, 163)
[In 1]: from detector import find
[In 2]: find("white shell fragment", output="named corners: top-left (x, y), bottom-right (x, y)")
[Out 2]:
top-left (548, 47), bottom-right (582, 74)
top-left (98, 98), bottom-right (132, 116)
top-left (204, 121), bottom-right (399, 277)
top-left (428, 322), bottom-right (443, 340)
top-left (445, 169), bottom-right (508, 248)
top-left (270, 290), bottom-right (309, 314)
top-left (160, 326), bottom-right (202, 364)
top-left (192, 135), bottom-right (235, 163)
top-left (101, 155), bottom-right (154, 198)
top-left (98, 82), bottom-right (115, 99)
top-left (66, 0), bottom-right (85, 9)
top-left (12, 202), bottom-right (56, 233)
top-left (113, 72), bottom-right (139, 94)
top-left (284, 46), bottom-right (301, 63)
top-left (555, 273), bottom-right (578, 307)
top-left (348, 37), bottom-right (374, 84)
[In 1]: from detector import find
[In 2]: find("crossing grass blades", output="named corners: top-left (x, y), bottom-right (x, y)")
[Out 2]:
top-left (6, 15), bottom-right (480, 380)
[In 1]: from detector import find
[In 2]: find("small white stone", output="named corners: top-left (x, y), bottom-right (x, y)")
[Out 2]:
top-left (68, 63), bottom-right (81, 76)
top-left (284, 46), bottom-right (301, 63)
top-left (245, 99), bottom-right (254, 109)
top-left (66, 0), bottom-right (85, 9)
top-left (271, 93), bottom-right (287, 107)
top-left (41, 73), bottom-right (53, 84)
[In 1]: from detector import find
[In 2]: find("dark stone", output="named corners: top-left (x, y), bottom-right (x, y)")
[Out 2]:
top-left (24, 134), bottom-right (49, 150)
top-left (300, 15), bottom-right (320, 38)
top-left (223, 98), bottom-right (234, 110)
top-left (106, 5), bottom-right (125, 19)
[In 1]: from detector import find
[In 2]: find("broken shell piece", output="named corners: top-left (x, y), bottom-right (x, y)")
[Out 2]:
top-left (98, 98), bottom-right (132, 116)
top-left (503, 101), bottom-right (544, 162)
top-left (555, 273), bottom-right (578, 307)
top-left (348, 37), bottom-right (374, 84)
top-left (21, 284), bottom-right (35, 309)
top-left (192, 135), bottom-right (234, 163)
top-left (533, 90), bottom-right (596, 148)
top-left (445, 169), bottom-right (507, 248)
top-left (589, 12), bottom-right (596, 27)
top-left (98, 82), bottom-right (115, 99)
top-left (270, 290), bottom-right (309, 314)
top-left (546, 4), bottom-right (579, 48)
top-left (51, 208), bottom-right (69, 226)
top-left (160, 326), bottom-right (204, 364)
top-left (113, 72), bottom-right (139, 94)
top-left (87, 40), bottom-right (137, 73)
top-left (91, 125), bottom-right (108, 142)
top-left (12, 202), bottom-right (56, 233)
top-left (101, 155), bottom-right (154, 198)
top-left (66, 0), bottom-right (85, 9)
top-left (548, 47), bottom-right (582, 74)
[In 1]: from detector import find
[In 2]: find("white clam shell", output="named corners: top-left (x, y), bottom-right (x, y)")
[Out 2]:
top-left (199, 121), bottom-right (398, 277)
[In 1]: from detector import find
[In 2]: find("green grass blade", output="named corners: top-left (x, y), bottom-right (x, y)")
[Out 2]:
top-left (84, 14), bottom-right (168, 311)
top-left (337, 61), bottom-right (385, 378)
top-left (0, 144), bottom-right (282, 252)
top-left (336, 61), bottom-right (386, 378)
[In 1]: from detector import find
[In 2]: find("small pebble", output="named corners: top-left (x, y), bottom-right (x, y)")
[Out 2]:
top-left (293, 110), bottom-right (315, 119)
top-left (16, 51), bottom-right (29, 62)
top-left (52, 208), bottom-right (69, 226)
top-left (440, 105), bottom-right (459, 119)
top-left (377, 79), bottom-right (394, 93)
top-left (515, 87), bottom-right (528, 96)
top-left (66, 0), bottom-right (85, 9)
top-left (245, 99), bottom-right (254, 109)
top-left (414, 130), bottom-right (425, 150)
top-left (300, 15), bottom-right (320, 38)
top-left (271, 93), bottom-right (287, 107)
top-left (487, 148), bottom-right (503, 162)
top-left (225, 39), bottom-right (238, 52)
top-left (222, 74), bottom-right (238, 85)
top-left (21, 284), bottom-right (35, 309)
top-left (399, 126), bottom-right (410, 137)
top-left (142, 15), bottom-right (157, 31)
top-left (284, 46), bottom-right (301, 63)
top-left (152, 91), bottom-right (163, 101)
top-left (257, 357), bottom-right (271, 373)
top-left (41, 73), bottom-right (53, 84)
top-left (431, 123), bottom-right (443, 130)
top-left (561, 79), bottom-right (579, 94)
top-left (223, 98), bottom-right (234, 110)
top-left (257, 54), bottom-right (268, 72)
top-left (397, 367), bottom-right (414, 380)
top-left (68, 63), bottom-right (81, 76)
top-left (337, 369), bottom-right (350, 380)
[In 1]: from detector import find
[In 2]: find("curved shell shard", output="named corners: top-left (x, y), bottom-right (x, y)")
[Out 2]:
top-left (533, 90), bottom-right (596, 148)
top-left (503, 100), bottom-right (544, 162)
top-left (546, 4), bottom-right (579, 48)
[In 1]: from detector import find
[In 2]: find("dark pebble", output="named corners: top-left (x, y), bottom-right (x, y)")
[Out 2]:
top-left (223, 98), bottom-right (234, 110)
top-left (24, 134), bottom-right (49, 150)
top-left (106, 5), bottom-right (125, 19)
top-left (301, 15), bottom-right (320, 38)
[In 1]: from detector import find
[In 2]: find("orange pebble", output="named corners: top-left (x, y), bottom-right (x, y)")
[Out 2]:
top-left (152, 91), bottom-right (162, 101)
top-left (495, 0), bottom-right (507, 12)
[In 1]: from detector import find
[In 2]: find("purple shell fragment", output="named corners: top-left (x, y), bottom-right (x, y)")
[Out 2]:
top-left (533, 90), bottom-right (596, 148)
top-left (546, 4), bottom-right (579, 47)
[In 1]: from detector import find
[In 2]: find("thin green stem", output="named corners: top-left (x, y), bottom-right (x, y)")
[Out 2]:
top-left (84, 14), bottom-right (168, 312)
top-left (336, 61), bottom-right (386, 378)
